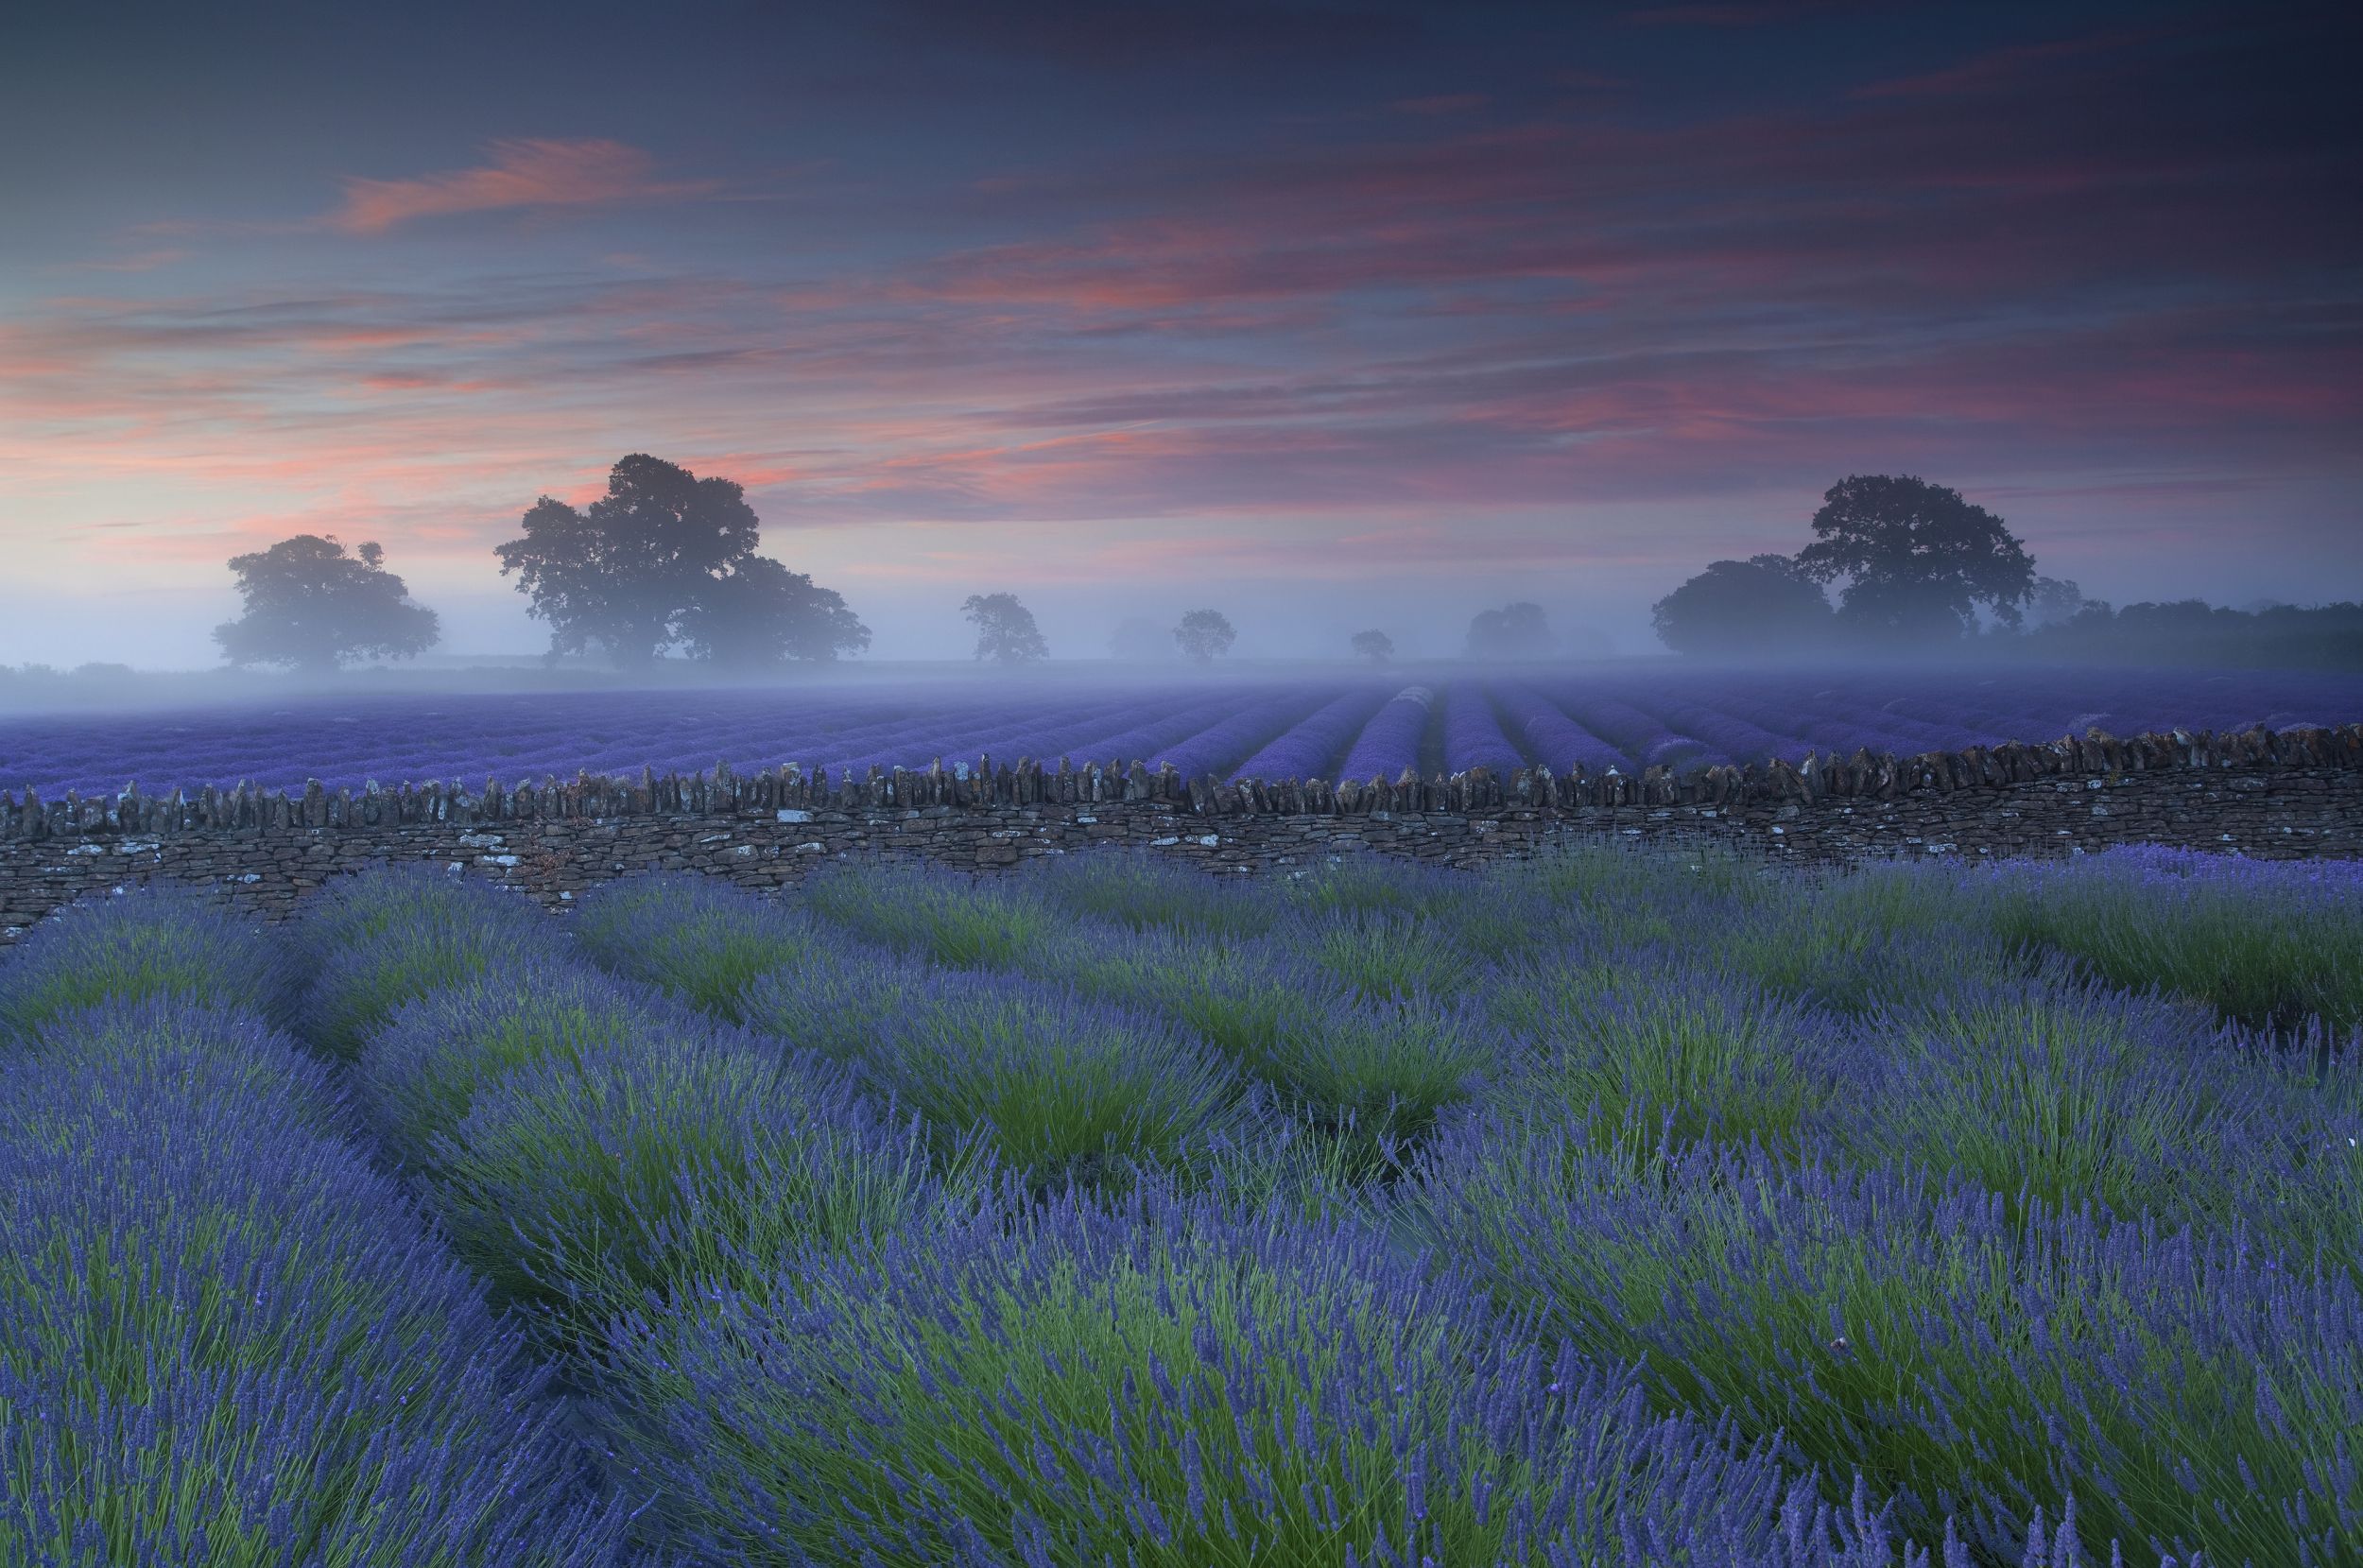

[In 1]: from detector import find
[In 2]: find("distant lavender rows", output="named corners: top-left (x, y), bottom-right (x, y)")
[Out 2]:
top-left (1, 669), bottom-right (2356, 799)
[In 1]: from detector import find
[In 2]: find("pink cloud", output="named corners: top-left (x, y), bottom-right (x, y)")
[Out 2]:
top-left (59, 249), bottom-right (190, 274)
top-left (325, 139), bottom-right (715, 234)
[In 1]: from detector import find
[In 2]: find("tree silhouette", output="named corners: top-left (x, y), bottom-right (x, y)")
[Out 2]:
top-left (1793, 474), bottom-right (2037, 642)
top-left (1464, 601), bottom-right (1549, 659)
top-left (676, 556), bottom-right (871, 668)
top-left (1173, 610), bottom-right (1236, 663)
top-left (1651, 555), bottom-right (1832, 657)
top-left (962, 593), bottom-right (1049, 664)
top-left (496, 454), bottom-right (762, 668)
top-left (1351, 629), bottom-right (1394, 664)
top-left (214, 535), bottom-right (439, 674)
top-left (2024, 575), bottom-right (2090, 629)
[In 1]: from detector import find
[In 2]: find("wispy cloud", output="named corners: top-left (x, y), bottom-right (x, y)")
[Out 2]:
top-left (1853, 29), bottom-right (2157, 99)
top-left (325, 138), bottom-right (716, 234)
top-left (55, 248), bottom-right (189, 274)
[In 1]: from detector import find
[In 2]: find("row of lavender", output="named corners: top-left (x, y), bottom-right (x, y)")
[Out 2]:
top-left (2, 668), bottom-right (2356, 800)
top-left (0, 859), bottom-right (1908, 1565)
top-left (9, 843), bottom-right (2357, 1561)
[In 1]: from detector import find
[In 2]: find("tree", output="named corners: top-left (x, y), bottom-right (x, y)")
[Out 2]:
top-left (496, 454), bottom-right (762, 668)
top-left (2024, 575), bottom-right (2090, 629)
top-left (1464, 601), bottom-right (1550, 659)
top-left (676, 556), bottom-right (871, 668)
top-left (1793, 474), bottom-right (2037, 643)
top-left (962, 593), bottom-right (1049, 664)
top-left (213, 534), bottom-right (439, 674)
top-left (1173, 609), bottom-right (1236, 663)
top-left (1650, 555), bottom-right (1833, 657)
top-left (1351, 629), bottom-right (1394, 664)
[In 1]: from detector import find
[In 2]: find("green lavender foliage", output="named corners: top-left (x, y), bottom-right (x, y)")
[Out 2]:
top-left (1017, 847), bottom-right (1278, 939)
top-left (11, 833), bottom-right (2349, 1567)
top-left (584, 1182), bottom-right (1875, 1568)
top-left (1968, 845), bottom-right (2363, 1029)
top-left (0, 882), bottom-right (292, 1042)
top-left (1413, 1115), bottom-right (2363, 1565)
top-left (1491, 956), bottom-right (1858, 1158)
top-left (425, 1030), bottom-right (958, 1338)
top-left (0, 995), bottom-right (630, 1566)
top-left (568, 870), bottom-right (811, 1020)
top-left (801, 859), bottom-right (1062, 969)
top-left (289, 862), bottom-right (557, 1060)
top-left (354, 961), bottom-right (704, 1175)
top-left (1846, 975), bottom-right (2278, 1227)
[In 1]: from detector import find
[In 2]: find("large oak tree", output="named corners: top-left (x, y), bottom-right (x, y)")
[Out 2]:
top-left (1793, 474), bottom-right (2037, 642)
top-left (961, 592), bottom-right (1049, 665)
top-left (214, 535), bottom-right (439, 674)
top-left (497, 454), bottom-right (865, 669)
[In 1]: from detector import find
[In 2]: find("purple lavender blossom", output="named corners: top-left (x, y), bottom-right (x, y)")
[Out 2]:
top-left (0, 994), bottom-right (633, 1564)
top-left (1336, 685), bottom-right (1433, 783)
top-left (583, 1180), bottom-right (1854, 1566)
top-left (1227, 686), bottom-right (1389, 782)
top-left (1439, 681), bottom-right (1526, 775)
top-left (1492, 683), bottom-right (1627, 773)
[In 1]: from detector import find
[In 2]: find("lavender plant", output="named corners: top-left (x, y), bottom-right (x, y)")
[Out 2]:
top-left (854, 971), bottom-right (1249, 1184)
top-left (1850, 975), bottom-right (2275, 1226)
top-left (585, 1180), bottom-right (1923, 1567)
top-left (1709, 892), bottom-right (2021, 1014)
top-left (800, 859), bottom-right (1061, 969)
top-left (0, 880), bottom-right (291, 1042)
top-left (1335, 684), bottom-right (1432, 783)
top-left (1494, 959), bottom-right (1856, 1156)
top-left (1492, 683), bottom-right (1629, 773)
top-left (1043, 927), bottom-right (1497, 1154)
top-left (1149, 685), bottom-right (1336, 780)
top-left (1440, 681), bottom-right (1527, 775)
top-left (298, 899), bottom-right (559, 1060)
top-left (1508, 834), bottom-right (1773, 905)
top-left (1970, 845), bottom-right (2363, 1030)
top-left (288, 856), bottom-right (543, 949)
top-left (1415, 1116), bottom-right (2363, 1564)
top-left (0, 995), bottom-right (632, 1566)
top-left (1228, 684), bottom-right (1388, 782)
top-left (1296, 906), bottom-right (1482, 999)
top-left (569, 870), bottom-right (816, 1020)
top-left (354, 960), bottom-right (705, 1174)
top-left (1016, 847), bottom-right (1276, 939)
top-left (425, 1030), bottom-right (952, 1335)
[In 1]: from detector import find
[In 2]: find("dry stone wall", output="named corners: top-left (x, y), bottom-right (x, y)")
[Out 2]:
top-left (4, 723), bottom-right (2359, 940)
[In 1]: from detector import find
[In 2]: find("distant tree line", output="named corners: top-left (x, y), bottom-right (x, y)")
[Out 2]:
top-left (1648, 474), bottom-right (2362, 668)
top-left (202, 459), bottom-right (2343, 678)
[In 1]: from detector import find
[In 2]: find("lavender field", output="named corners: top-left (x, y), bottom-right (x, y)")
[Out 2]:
top-left (3, 844), bottom-right (2359, 1565)
top-left (3, 665), bottom-right (2358, 800)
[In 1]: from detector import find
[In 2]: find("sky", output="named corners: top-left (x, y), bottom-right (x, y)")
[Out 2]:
top-left (3, 0), bottom-right (2357, 668)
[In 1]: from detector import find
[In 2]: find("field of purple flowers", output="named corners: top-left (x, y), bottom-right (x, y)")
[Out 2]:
top-left (4, 840), bottom-right (2359, 1564)
top-left (2, 666), bottom-right (2356, 800)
